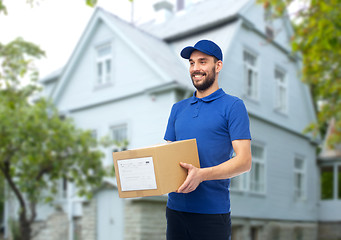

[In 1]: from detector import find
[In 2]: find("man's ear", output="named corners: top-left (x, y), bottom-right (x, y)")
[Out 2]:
top-left (216, 60), bottom-right (223, 73)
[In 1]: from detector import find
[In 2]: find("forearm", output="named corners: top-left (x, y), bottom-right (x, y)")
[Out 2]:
top-left (176, 139), bottom-right (251, 193)
top-left (201, 153), bottom-right (252, 181)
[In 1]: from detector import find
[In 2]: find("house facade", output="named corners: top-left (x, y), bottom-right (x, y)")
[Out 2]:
top-left (317, 119), bottom-right (341, 240)
top-left (6, 0), bottom-right (340, 239)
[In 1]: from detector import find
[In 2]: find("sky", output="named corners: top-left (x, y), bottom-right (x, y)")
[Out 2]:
top-left (0, 0), bottom-right (158, 78)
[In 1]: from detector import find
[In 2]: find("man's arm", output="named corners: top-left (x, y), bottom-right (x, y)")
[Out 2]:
top-left (177, 139), bottom-right (252, 193)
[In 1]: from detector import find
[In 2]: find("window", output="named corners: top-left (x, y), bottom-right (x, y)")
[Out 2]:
top-left (294, 228), bottom-right (304, 240)
top-left (321, 166), bottom-right (334, 199)
top-left (231, 226), bottom-right (243, 240)
top-left (91, 130), bottom-right (97, 140)
top-left (251, 226), bottom-right (262, 240)
top-left (275, 68), bottom-right (287, 113)
top-left (250, 144), bottom-right (265, 193)
top-left (230, 151), bottom-right (248, 191)
top-left (243, 50), bottom-right (258, 100)
top-left (96, 44), bottom-right (112, 85)
top-left (270, 226), bottom-right (280, 240)
top-left (111, 124), bottom-right (128, 151)
top-left (231, 144), bottom-right (265, 194)
top-left (294, 157), bottom-right (306, 200)
top-left (230, 170), bottom-right (248, 191)
top-left (62, 177), bottom-right (68, 198)
top-left (58, 177), bottom-right (68, 199)
top-left (320, 165), bottom-right (341, 200)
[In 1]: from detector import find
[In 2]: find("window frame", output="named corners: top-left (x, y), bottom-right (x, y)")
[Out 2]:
top-left (110, 124), bottom-right (128, 152)
top-left (231, 142), bottom-right (266, 195)
top-left (320, 163), bottom-right (341, 200)
top-left (249, 143), bottom-right (266, 194)
top-left (243, 49), bottom-right (259, 101)
top-left (95, 43), bottom-right (113, 87)
top-left (294, 155), bottom-right (306, 201)
top-left (274, 67), bottom-right (288, 114)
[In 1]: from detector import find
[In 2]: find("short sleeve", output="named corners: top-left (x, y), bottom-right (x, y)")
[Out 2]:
top-left (228, 100), bottom-right (252, 141)
top-left (164, 104), bottom-right (177, 141)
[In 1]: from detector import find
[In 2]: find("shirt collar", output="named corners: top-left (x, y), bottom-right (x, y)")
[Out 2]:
top-left (190, 88), bottom-right (226, 104)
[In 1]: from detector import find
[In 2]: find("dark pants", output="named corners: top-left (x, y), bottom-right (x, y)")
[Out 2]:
top-left (166, 207), bottom-right (231, 240)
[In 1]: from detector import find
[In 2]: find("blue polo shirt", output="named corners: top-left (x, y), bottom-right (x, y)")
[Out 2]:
top-left (164, 88), bottom-right (251, 214)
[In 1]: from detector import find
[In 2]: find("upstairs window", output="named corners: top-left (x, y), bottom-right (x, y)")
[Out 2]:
top-left (243, 50), bottom-right (258, 100)
top-left (294, 156), bottom-right (306, 200)
top-left (275, 68), bottom-right (287, 113)
top-left (96, 44), bottom-right (112, 86)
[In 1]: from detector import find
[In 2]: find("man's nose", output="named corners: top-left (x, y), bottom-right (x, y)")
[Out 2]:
top-left (192, 63), bottom-right (200, 72)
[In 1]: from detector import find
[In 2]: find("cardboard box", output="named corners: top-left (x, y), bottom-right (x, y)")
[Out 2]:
top-left (112, 139), bottom-right (200, 198)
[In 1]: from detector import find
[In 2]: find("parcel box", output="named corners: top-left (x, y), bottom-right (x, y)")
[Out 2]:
top-left (112, 139), bottom-right (200, 198)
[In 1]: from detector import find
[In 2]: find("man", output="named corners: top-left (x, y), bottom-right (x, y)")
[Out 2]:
top-left (164, 40), bottom-right (252, 240)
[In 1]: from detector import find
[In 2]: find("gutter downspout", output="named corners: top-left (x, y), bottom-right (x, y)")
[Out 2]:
top-left (68, 183), bottom-right (74, 240)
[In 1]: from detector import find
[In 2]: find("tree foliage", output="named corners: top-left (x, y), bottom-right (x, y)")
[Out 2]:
top-left (0, 38), bottom-right (106, 240)
top-left (258, 0), bottom-right (341, 147)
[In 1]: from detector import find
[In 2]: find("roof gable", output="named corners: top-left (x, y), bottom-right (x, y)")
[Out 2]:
top-left (320, 118), bottom-right (341, 161)
top-left (50, 7), bottom-right (192, 105)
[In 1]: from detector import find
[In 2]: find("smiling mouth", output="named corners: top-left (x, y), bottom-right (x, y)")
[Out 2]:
top-left (192, 72), bottom-right (206, 80)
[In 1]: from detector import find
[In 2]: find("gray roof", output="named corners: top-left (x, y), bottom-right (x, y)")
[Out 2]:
top-left (41, 0), bottom-right (251, 89)
top-left (140, 0), bottom-right (250, 40)
top-left (39, 67), bottom-right (63, 83)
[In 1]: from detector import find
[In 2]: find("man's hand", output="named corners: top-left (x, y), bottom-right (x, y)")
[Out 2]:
top-left (177, 162), bottom-right (206, 193)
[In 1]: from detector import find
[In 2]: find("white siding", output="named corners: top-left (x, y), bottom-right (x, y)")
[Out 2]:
top-left (231, 117), bottom-right (318, 221)
top-left (68, 90), bottom-right (174, 166)
top-left (242, 2), bottom-right (293, 52)
top-left (220, 26), bottom-right (315, 135)
top-left (57, 21), bottom-right (163, 113)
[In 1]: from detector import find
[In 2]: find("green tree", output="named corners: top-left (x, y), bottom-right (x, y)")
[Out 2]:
top-left (258, 0), bottom-right (341, 146)
top-left (0, 38), bottom-right (106, 240)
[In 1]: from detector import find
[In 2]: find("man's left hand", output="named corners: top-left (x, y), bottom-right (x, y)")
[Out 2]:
top-left (177, 162), bottom-right (205, 193)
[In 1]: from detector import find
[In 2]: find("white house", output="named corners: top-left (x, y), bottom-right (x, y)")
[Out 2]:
top-left (6, 0), bottom-right (339, 239)
top-left (317, 119), bottom-right (341, 240)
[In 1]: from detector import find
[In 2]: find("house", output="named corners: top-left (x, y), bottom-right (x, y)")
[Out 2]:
top-left (6, 0), bottom-right (334, 239)
top-left (317, 118), bottom-right (341, 240)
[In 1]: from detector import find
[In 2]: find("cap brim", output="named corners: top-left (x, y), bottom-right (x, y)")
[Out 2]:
top-left (180, 46), bottom-right (218, 60)
top-left (180, 46), bottom-right (196, 59)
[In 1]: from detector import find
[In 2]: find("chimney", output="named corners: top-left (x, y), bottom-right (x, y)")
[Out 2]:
top-left (176, 0), bottom-right (194, 12)
top-left (153, 0), bottom-right (174, 24)
top-left (177, 0), bottom-right (185, 11)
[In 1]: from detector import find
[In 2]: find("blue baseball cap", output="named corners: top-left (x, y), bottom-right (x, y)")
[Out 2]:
top-left (180, 40), bottom-right (223, 61)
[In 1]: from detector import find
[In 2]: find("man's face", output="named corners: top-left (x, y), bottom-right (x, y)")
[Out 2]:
top-left (189, 50), bottom-right (218, 91)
